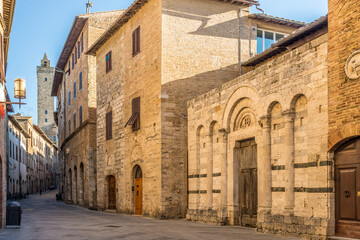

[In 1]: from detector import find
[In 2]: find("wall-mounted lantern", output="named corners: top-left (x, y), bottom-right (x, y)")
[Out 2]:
top-left (0, 78), bottom-right (27, 109)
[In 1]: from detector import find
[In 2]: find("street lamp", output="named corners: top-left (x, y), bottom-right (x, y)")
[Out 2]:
top-left (0, 78), bottom-right (27, 109)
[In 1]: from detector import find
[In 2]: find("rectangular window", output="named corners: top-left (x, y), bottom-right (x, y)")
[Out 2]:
top-left (79, 72), bottom-right (82, 90)
top-left (81, 33), bottom-right (84, 52)
top-left (106, 111), bottom-right (112, 140)
top-left (106, 51), bottom-right (112, 73)
top-left (68, 91), bottom-right (71, 106)
top-left (73, 82), bottom-right (76, 99)
top-left (125, 97), bottom-right (140, 131)
top-left (75, 47), bottom-right (77, 64)
top-left (16, 146), bottom-right (18, 160)
top-left (9, 141), bottom-right (12, 157)
top-left (78, 41), bottom-right (80, 58)
top-left (257, 29), bottom-right (286, 54)
top-left (132, 26), bottom-right (141, 56)
top-left (73, 113), bottom-right (76, 129)
top-left (68, 120), bottom-right (71, 133)
top-left (68, 61), bottom-right (71, 76)
top-left (79, 106), bottom-right (83, 124)
top-left (72, 54), bottom-right (74, 69)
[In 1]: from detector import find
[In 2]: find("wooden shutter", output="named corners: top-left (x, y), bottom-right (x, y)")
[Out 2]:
top-left (132, 97), bottom-right (140, 130)
top-left (137, 27), bottom-right (140, 53)
top-left (106, 111), bottom-right (112, 140)
top-left (81, 33), bottom-right (84, 52)
top-left (132, 31), bottom-right (136, 55)
top-left (109, 51), bottom-right (112, 71)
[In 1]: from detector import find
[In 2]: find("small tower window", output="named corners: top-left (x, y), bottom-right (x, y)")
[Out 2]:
top-left (45, 118), bottom-right (48, 123)
top-left (73, 82), bottom-right (76, 99)
top-left (79, 72), bottom-right (82, 90)
top-left (45, 78), bottom-right (47, 82)
top-left (45, 110), bottom-right (48, 114)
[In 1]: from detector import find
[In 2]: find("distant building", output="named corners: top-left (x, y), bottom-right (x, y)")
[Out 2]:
top-left (11, 114), bottom-right (58, 195)
top-left (52, 10), bottom-right (124, 207)
top-left (0, 0), bottom-right (16, 229)
top-left (37, 53), bottom-right (57, 143)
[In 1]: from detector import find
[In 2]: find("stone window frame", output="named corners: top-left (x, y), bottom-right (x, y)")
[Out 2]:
top-left (45, 118), bottom-right (47, 123)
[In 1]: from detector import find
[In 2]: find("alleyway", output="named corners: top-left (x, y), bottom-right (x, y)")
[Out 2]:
top-left (0, 191), bottom-right (298, 240)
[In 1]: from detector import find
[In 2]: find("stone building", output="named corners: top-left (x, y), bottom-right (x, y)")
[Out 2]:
top-left (86, 0), bottom-right (301, 218)
top-left (0, 0), bottom-right (16, 229)
top-left (7, 115), bottom-right (30, 198)
top-left (187, 15), bottom-right (329, 239)
top-left (37, 53), bottom-right (57, 143)
top-left (11, 114), bottom-right (58, 194)
top-left (327, 0), bottom-right (360, 238)
top-left (52, 10), bottom-right (124, 207)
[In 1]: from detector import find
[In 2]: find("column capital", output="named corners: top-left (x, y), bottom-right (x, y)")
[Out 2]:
top-left (282, 110), bottom-right (295, 122)
top-left (259, 115), bottom-right (271, 128)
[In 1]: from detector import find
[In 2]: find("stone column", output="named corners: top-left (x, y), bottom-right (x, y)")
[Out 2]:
top-left (219, 128), bottom-right (228, 219)
top-left (283, 110), bottom-right (295, 213)
top-left (259, 116), bottom-right (272, 211)
top-left (207, 134), bottom-right (213, 209)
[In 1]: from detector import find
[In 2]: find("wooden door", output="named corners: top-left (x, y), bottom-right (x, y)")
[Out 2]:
top-left (108, 176), bottom-right (116, 209)
top-left (238, 139), bottom-right (257, 228)
top-left (135, 178), bottom-right (142, 215)
top-left (335, 138), bottom-right (360, 239)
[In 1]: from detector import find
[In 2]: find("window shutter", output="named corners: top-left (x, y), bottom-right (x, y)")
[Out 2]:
top-left (137, 27), bottom-right (140, 53)
top-left (132, 31), bottom-right (136, 55)
top-left (109, 51), bottom-right (112, 71)
top-left (106, 111), bottom-right (112, 140)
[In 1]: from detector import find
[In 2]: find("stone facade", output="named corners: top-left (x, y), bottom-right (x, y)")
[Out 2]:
top-left (327, 0), bottom-right (360, 238)
top-left (11, 115), bottom-right (58, 195)
top-left (0, 0), bottom-right (16, 229)
top-left (89, 0), bottom-right (300, 219)
top-left (37, 54), bottom-right (56, 143)
top-left (53, 11), bottom-right (123, 208)
top-left (187, 20), bottom-right (329, 239)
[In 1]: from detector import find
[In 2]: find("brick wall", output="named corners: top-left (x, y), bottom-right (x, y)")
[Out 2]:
top-left (328, 0), bottom-right (360, 149)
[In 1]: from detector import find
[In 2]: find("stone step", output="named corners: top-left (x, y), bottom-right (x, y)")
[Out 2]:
top-left (328, 236), bottom-right (360, 240)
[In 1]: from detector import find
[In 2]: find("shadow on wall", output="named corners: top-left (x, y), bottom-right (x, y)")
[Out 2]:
top-left (163, 1), bottom-right (246, 40)
top-left (162, 63), bottom-right (239, 105)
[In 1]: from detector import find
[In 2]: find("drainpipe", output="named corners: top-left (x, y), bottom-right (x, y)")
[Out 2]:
top-left (237, 1), bottom-right (265, 76)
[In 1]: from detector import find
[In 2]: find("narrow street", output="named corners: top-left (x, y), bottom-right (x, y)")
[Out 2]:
top-left (0, 191), bottom-right (297, 240)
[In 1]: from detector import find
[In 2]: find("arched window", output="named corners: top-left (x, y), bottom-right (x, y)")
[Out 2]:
top-left (45, 78), bottom-right (48, 82)
top-left (79, 72), bottom-right (82, 91)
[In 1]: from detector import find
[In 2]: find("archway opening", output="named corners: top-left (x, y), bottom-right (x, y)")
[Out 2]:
top-left (133, 165), bottom-right (143, 215)
top-left (107, 175), bottom-right (116, 210)
top-left (334, 137), bottom-right (360, 239)
top-left (79, 163), bottom-right (84, 205)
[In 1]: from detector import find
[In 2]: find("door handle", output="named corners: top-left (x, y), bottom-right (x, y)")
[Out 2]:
top-left (344, 190), bottom-right (350, 198)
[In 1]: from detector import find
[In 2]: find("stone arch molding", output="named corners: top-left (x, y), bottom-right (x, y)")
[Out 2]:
top-left (329, 123), bottom-right (360, 151)
top-left (223, 85), bottom-right (260, 131)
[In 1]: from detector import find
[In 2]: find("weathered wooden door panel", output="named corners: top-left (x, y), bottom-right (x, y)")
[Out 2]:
top-left (135, 178), bottom-right (142, 215)
top-left (238, 139), bottom-right (257, 228)
top-left (108, 176), bottom-right (116, 209)
top-left (335, 138), bottom-right (360, 238)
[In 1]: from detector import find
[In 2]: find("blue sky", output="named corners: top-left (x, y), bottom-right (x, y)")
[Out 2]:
top-left (6, 0), bottom-right (327, 124)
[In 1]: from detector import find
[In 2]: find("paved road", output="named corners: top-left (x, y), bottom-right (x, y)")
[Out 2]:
top-left (0, 191), bottom-right (297, 240)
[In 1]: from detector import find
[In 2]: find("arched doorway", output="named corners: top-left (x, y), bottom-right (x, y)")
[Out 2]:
top-left (74, 166), bottom-right (78, 204)
top-left (107, 175), bottom-right (116, 209)
top-left (79, 163), bottom-right (84, 205)
top-left (134, 165), bottom-right (143, 215)
top-left (334, 137), bottom-right (360, 238)
top-left (68, 169), bottom-right (72, 201)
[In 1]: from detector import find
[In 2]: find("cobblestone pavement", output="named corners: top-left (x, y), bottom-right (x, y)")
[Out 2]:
top-left (0, 191), bottom-right (298, 240)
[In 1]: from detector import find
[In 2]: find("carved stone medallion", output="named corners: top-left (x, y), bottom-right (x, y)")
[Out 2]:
top-left (345, 50), bottom-right (360, 80)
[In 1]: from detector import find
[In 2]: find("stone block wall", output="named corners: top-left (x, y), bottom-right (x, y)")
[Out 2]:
top-left (96, 0), bottom-right (163, 216)
top-left (187, 30), bottom-right (330, 239)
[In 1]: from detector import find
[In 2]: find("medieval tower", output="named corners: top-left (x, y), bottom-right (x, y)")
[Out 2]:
top-left (37, 53), bottom-right (57, 143)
